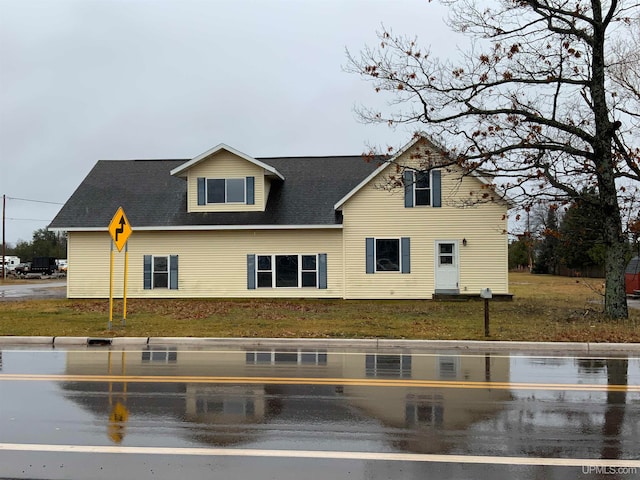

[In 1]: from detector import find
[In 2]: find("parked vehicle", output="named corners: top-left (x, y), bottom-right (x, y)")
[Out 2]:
top-left (30, 257), bottom-right (58, 276)
top-left (14, 263), bottom-right (31, 275)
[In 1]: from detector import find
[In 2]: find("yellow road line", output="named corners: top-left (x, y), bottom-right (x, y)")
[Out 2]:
top-left (1, 443), bottom-right (639, 467)
top-left (1, 373), bottom-right (638, 392)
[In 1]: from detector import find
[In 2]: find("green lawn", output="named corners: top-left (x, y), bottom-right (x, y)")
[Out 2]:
top-left (0, 272), bottom-right (638, 341)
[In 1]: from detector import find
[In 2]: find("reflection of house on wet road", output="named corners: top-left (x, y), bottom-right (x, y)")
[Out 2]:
top-left (342, 352), bottom-right (511, 454)
top-left (61, 348), bottom-right (510, 453)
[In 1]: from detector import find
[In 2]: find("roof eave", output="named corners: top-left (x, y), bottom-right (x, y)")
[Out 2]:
top-left (50, 224), bottom-right (343, 232)
top-left (169, 143), bottom-right (285, 180)
top-left (334, 135), bottom-right (426, 211)
top-left (334, 134), bottom-right (517, 210)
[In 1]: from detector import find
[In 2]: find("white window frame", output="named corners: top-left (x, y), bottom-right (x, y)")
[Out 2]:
top-left (246, 350), bottom-right (328, 365)
top-left (437, 243), bottom-right (456, 267)
top-left (365, 354), bottom-right (412, 378)
top-left (375, 238), bottom-right (401, 273)
top-left (412, 170), bottom-right (432, 206)
top-left (206, 178), bottom-right (246, 204)
top-left (437, 356), bottom-right (460, 379)
top-left (405, 394), bottom-right (444, 426)
top-left (142, 347), bottom-right (177, 363)
top-left (152, 255), bottom-right (170, 289)
top-left (255, 254), bottom-right (319, 288)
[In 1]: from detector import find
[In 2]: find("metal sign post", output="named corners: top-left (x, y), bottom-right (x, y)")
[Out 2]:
top-left (123, 243), bottom-right (128, 327)
top-left (109, 240), bottom-right (114, 330)
top-left (480, 288), bottom-right (493, 337)
top-left (108, 207), bottom-right (132, 330)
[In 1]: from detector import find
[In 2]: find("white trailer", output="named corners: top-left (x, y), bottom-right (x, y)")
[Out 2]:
top-left (2, 256), bottom-right (20, 271)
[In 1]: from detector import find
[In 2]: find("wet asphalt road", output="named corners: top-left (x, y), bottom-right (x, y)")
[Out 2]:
top-left (0, 280), bottom-right (66, 301)
top-left (0, 346), bottom-right (639, 479)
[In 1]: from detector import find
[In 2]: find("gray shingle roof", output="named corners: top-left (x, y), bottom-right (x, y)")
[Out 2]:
top-left (49, 155), bottom-right (382, 230)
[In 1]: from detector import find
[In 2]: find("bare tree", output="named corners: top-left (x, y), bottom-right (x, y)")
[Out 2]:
top-left (347, 0), bottom-right (640, 319)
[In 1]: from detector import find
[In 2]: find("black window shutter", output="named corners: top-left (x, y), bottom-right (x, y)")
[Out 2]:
top-left (401, 237), bottom-right (411, 274)
top-left (365, 238), bottom-right (375, 274)
top-left (404, 170), bottom-right (414, 208)
top-left (169, 255), bottom-right (179, 289)
top-left (246, 176), bottom-right (255, 205)
top-left (143, 255), bottom-right (152, 289)
top-left (318, 253), bottom-right (327, 289)
top-left (197, 177), bottom-right (206, 205)
top-left (247, 254), bottom-right (256, 289)
top-left (432, 170), bottom-right (442, 207)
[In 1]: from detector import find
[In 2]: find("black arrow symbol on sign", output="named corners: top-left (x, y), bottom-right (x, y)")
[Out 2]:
top-left (115, 216), bottom-right (126, 242)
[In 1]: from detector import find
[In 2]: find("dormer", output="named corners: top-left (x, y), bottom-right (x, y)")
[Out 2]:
top-left (170, 144), bottom-right (284, 213)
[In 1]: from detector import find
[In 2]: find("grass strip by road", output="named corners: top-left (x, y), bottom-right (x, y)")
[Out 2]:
top-left (0, 272), bottom-right (638, 341)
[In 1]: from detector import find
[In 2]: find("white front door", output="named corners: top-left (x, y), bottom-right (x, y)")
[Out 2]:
top-left (435, 241), bottom-right (459, 293)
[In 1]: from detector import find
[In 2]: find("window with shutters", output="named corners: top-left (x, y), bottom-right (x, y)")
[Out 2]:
top-left (207, 178), bottom-right (245, 203)
top-left (365, 354), bottom-right (412, 378)
top-left (144, 255), bottom-right (178, 290)
top-left (414, 171), bottom-right (431, 206)
top-left (375, 239), bottom-right (400, 272)
top-left (365, 237), bottom-right (410, 274)
top-left (256, 254), bottom-right (318, 288)
top-left (248, 253), bottom-right (327, 289)
top-left (197, 176), bottom-right (255, 205)
top-left (405, 394), bottom-right (444, 427)
top-left (404, 169), bottom-right (441, 208)
top-left (153, 256), bottom-right (169, 288)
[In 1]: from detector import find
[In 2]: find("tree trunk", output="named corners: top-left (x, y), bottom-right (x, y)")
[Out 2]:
top-left (598, 139), bottom-right (628, 320)
top-left (603, 221), bottom-right (629, 319)
top-left (590, 0), bottom-right (629, 320)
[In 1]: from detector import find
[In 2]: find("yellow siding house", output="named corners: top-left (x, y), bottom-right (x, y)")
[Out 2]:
top-left (49, 136), bottom-right (511, 299)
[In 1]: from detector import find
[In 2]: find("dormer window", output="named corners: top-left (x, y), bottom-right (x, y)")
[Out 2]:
top-left (198, 176), bottom-right (255, 205)
top-left (207, 178), bottom-right (245, 203)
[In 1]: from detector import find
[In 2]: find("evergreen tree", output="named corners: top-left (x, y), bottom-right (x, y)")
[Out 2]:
top-left (509, 237), bottom-right (531, 270)
top-left (9, 229), bottom-right (67, 262)
top-left (558, 192), bottom-right (605, 272)
top-left (535, 206), bottom-right (561, 275)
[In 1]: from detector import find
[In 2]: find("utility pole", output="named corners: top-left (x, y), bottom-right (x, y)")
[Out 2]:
top-left (2, 194), bottom-right (6, 281)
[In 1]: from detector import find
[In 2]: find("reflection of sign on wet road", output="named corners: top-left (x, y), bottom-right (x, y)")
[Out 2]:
top-left (107, 350), bottom-right (129, 443)
top-left (108, 401), bottom-right (129, 444)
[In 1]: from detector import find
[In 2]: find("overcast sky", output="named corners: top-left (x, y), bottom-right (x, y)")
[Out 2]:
top-left (0, 0), bottom-right (459, 246)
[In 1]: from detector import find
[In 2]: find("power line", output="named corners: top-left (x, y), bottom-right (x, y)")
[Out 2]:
top-left (5, 196), bottom-right (64, 205)
top-left (7, 217), bottom-right (54, 222)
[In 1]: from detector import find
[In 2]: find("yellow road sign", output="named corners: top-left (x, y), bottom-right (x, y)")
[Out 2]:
top-left (108, 207), bottom-right (132, 252)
